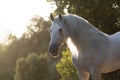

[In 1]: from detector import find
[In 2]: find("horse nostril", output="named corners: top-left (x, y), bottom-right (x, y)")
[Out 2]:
top-left (53, 47), bottom-right (56, 52)
top-left (49, 46), bottom-right (55, 53)
top-left (49, 44), bottom-right (58, 53)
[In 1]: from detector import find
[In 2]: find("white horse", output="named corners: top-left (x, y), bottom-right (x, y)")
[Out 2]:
top-left (48, 14), bottom-right (120, 80)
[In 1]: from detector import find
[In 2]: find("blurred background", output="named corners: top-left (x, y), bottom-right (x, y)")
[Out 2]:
top-left (0, 0), bottom-right (120, 80)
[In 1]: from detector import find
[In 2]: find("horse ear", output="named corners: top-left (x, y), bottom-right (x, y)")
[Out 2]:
top-left (59, 14), bottom-right (62, 20)
top-left (50, 13), bottom-right (55, 21)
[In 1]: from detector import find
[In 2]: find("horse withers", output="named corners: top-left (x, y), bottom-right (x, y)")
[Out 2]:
top-left (48, 14), bottom-right (120, 80)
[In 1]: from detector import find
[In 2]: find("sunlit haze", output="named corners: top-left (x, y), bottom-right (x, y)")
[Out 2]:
top-left (0, 0), bottom-right (56, 43)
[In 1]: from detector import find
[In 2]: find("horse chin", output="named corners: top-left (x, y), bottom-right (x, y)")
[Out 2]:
top-left (49, 52), bottom-right (58, 57)
top-left (49, 49), bottom-right (59, 57)
top-left (51, 53), bottom-right (58, 57)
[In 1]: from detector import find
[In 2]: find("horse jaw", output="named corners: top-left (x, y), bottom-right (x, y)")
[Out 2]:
top-left (66, 37), bottom-right (78, 57)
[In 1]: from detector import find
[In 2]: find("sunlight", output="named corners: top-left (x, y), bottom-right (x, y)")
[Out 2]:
top-left (67, 37), bottom-right (78, 57)
top-left (0, 0), bottom-right (56, 43)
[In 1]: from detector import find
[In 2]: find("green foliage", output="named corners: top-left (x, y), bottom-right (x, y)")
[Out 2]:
top-left (0, 16), bottom-right (58, 80)
top-left (56, 49), bottom-right (79, 80)
top-left (14, 53), bottom-right (60, 80)
top-left (0, 70), bottom-right (14, 80)
top-left (3, 15), bottom-right (50, 72)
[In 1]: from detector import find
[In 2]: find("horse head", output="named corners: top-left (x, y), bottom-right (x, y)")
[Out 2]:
top-left (48, 14), bottom-right (64, 57)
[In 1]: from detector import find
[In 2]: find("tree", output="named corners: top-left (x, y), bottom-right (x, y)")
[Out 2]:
top-left (0, 15), bottom-right (53, 80)
top-left (23, 15), bottom-right (51, 54)
top-left (56, 49), bottom-right (79, 80)
top-left (2, 16), bottom-right (51, 71)
top-left (14, 53), bottom-right (60, 80)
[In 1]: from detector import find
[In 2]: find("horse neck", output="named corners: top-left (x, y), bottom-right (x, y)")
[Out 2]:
top-left (62, 16), bottom-right (109, 52)
top-left (65, 24), bottom-right (108, 52)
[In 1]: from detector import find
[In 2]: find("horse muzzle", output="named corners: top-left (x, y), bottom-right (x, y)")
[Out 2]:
top-left (48, 43), bottom-right (59, 57)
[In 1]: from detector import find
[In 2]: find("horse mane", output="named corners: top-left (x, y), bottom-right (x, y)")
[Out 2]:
top-left (61, 14), bottom-right (98, 39)
top-left (56, 14), bottom-right (110, 50)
